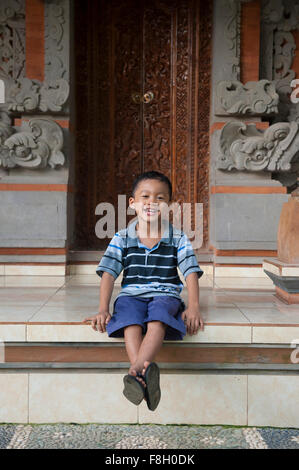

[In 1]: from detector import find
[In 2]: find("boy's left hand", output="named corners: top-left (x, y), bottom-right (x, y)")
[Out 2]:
top-left (181, 305), bottom-right (204, 335)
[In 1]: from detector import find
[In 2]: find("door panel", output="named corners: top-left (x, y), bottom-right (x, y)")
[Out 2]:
top-left (74, 0), bottom-right (212, 250)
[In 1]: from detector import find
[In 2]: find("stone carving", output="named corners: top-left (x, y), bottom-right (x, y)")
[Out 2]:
top-left (0, 0), bottom-right (69, 114)
top-left (0, 0), bottom-right (24, 23)
top-left (0, 80), bottom-right (4, 103)
top-left (274, 31), bottom-right (296, 81)
top-left (0, 0), bottom-right (25, 81)
top-left (260, 0), bottom-right (299, 122)
top-left (217, 121), bottom-right (299, 173)
top-left (223, 0), bottom-right (241, 80)
top-left (215, 80), bottom-right (279, 116)
top-left (262, 0), bottom-right (299, 29)
top-left (2, 76), bottom-right (69, 112)
top-left (261, 0), bottom-right (284, 24)
top-left (0, 112), bottom-right (65, 169)
top-left (273, 29), bottom-right (297, 123)
top-left (45, 0), bottom-right (69, 82)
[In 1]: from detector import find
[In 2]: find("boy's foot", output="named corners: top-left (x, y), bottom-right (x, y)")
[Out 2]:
top-left (141, 361), bottom-right (151, 377)
top-left (144, 362), bottom-right (161, 411)
top-left (128, 361), bottom-right (150, 389)
top-left (123, 374), bottom-right (145, 406)
top-left (128, 361), bottom-right (161, 410)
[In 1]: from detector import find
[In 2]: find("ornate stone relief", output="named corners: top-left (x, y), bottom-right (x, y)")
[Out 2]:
top-left (0, 111), bottom-right (65, 169)
top-left (260, 0), bottom-right (299, 122)
top-left (215, 79), bottom-right (279, 116)
top-left (216, 0), bottom-right (299, 190)
top-left (222, 0), bottom-right (241, 80)
top-left (45, 0), bottom-right (69, 82)
top-left (0, 0), bottom-right (25, 81)
top-left (216, 0), bottom-right (299, 121)
top-left (217, 121), bottom-right (299, 178)
top-left (0, 0), bottom-right (24, 24)
top-left (3, 75), bottom-right (69, 112)
top-left (0, 0), bottom-right (69, 115)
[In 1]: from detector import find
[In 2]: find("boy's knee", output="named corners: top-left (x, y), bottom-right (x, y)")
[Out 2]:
top-left (147, 320), bottom-right (166, 331)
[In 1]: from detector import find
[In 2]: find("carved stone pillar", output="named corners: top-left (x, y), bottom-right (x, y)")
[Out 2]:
top-left (0, 0), bottom-right (72, 270)
top-left (210, 0), bottom-right (299, 301)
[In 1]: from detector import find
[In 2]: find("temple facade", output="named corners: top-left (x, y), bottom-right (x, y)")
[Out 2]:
top-left (0, 0), bottom-right (298, 293)
top-left (1, 0), bottom-right (299, 428)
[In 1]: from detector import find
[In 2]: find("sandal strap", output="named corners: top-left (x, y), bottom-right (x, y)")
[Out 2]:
top-left (136, 372), bottom-right (145, 380)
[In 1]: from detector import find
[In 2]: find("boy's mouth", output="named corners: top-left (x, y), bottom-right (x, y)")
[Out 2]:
top-left (144, 207), bottom-right (159, 216)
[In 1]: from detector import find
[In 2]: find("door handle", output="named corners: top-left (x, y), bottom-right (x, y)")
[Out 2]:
top-left (143, 91), bottom-right (154, 103)
top-left (131, 91), bottom-right (154, 104)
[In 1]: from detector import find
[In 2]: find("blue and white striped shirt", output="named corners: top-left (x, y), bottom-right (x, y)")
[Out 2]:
top-left (96, 218), bottom-right (204, 302)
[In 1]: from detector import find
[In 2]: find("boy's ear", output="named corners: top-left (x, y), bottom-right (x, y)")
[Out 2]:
top-left (128, 197), bottom-right (135, 210)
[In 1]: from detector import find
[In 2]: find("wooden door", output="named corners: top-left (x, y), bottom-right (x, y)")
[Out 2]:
top-left (74, 0), bottom-right (212, 250)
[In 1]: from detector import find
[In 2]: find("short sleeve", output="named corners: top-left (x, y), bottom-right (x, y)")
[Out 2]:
top-left (96, 232), bottom-right (124, 279)
top-left (177, 233), bottom-right (204, 280)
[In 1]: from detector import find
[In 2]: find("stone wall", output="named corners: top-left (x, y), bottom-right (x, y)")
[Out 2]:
top-left (209, 0), bottom-right (299, 266)
top-left (0, 0), bottom-right (73, 266)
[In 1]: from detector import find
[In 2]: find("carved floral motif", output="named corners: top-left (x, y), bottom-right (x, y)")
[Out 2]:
top-left (0, 112), bottom-right (65, 169)
top-left (0, 0), bottom-right (69, 114)
top-left (45, 0), bottom-right (69, 81)
top-left (260, 0), bottom-right (299, 122)
top-left (217, 120), bottom-right (299, 172)
top-left (3, 76), bottom-right (69, 112)
top-left (0, 0), bottom-right (25, 81)
top-left (0, 0), bottom-right (24, 24)
top-left (223, 0), bottom-right (241, 80)
top-left (215, 80), bottom-right (279, 116)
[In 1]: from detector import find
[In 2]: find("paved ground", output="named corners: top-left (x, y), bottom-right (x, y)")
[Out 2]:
top-left (0, 424), bottom-right (298, 449)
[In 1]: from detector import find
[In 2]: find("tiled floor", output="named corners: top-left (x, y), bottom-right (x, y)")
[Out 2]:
top-left (0, 275), bottom-right (298, 327)
top-left (1, 423), bottom-right (299, 449)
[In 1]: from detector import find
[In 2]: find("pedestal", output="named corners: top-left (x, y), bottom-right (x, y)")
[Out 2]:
top-left (263, 192), bottom-right (299, 305)
top-left (263, 259), bottom-right (299, 304)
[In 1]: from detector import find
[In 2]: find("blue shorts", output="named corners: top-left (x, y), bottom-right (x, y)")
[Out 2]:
top-left (106, 295), bottom-right (187, 340)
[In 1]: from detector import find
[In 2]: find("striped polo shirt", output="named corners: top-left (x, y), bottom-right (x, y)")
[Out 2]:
top-left (96, 218), bottom-right (204, 301)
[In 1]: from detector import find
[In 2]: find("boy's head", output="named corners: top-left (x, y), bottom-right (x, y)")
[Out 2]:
top-left (129, 171), bottom-right (172, 222)
top-left (131, 171), bottom-right (172, 201)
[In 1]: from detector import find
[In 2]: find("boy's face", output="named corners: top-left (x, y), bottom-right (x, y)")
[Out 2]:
top-left (129, 179), bottom-right (171, 224)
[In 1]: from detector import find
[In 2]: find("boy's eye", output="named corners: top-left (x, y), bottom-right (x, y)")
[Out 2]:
top-left (140, 195), bottom-right (165, 200)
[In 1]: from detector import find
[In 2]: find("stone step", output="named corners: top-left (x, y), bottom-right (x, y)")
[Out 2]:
top-left (0, 366), bottom-right (298, 426)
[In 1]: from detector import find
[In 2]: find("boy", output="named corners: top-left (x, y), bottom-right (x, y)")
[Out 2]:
top-left (84, 171), bottom-right (204, 411)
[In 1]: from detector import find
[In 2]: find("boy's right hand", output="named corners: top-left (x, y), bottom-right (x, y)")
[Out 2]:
top-left (83, 311), bottom-right (111, 333)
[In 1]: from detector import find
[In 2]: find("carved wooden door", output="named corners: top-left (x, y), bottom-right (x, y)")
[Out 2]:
top-left (74, 0), bottom-right (211, 250)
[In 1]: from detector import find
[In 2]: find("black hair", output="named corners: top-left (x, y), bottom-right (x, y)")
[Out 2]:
top-left (131, 171), bottom-right (172, 200)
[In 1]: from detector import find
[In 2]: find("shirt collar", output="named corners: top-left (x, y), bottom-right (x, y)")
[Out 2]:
top-left (126, 218), bottom-right (173, 247)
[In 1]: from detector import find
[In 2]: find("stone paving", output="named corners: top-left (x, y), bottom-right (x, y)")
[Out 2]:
top-left (0, 424), bottom-right (298, 449)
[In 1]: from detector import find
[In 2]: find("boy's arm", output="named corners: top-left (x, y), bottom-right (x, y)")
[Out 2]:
top-left (181, 272), bottom-right (204, 335)
top-left (84, 231), bottom-right (124, 331)
top-left (83, 272), bottom-right (115, 332)
top-left (98, 271), bottom-right (115, 312)
top-left (186, 271), bottom-right (200, 307)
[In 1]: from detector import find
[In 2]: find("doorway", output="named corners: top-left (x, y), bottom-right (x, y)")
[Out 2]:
top-left (74, 0), bottom-right (212, 250)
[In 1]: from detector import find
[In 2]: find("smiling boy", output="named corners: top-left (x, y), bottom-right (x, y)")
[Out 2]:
top-left (84, 171), bottom-right (204, 411)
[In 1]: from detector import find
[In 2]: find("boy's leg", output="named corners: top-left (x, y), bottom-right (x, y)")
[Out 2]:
top-left (124, 324), bottom-right (143, 365)
top-left (130, 320), bottom-right (166, 376)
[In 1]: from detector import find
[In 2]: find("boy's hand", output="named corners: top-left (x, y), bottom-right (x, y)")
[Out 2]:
top-left (83, 311), bottom-right (111, 333)
top-left (181, 305), bottom-right (204, 335)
